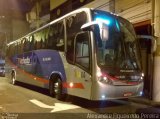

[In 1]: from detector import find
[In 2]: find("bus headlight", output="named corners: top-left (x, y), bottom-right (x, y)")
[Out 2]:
top-left (96, 66), bottom-right (112, 84)
top-left (98, 76), bottom-right (112, 85)
top-left (101, 95), bottom-right (106, 99)
top-left (98, 76), bottom-right (108, 82)
top-left (139, 76), bottom-right (143, 82)
top-left (139, 91), bottom-right (143, 96)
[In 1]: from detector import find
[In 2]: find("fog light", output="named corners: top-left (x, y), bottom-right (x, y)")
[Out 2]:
top-left (140, 91), bottom-right (143, 96)
top-left (101, 95), bottom-right (106, 99)
top-left (103, 76), bottom-right (107, 80)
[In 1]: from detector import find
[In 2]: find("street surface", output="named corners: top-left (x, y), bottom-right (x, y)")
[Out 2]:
top-left (0, 77), bottom-right (159, 119)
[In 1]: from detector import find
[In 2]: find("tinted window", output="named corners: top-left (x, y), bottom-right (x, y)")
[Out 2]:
top-left (47, 21), bottom-right (64, 51)
top-left (75, 32), bottom-right (90, 70)
top-left (66, 12), bottom-right (88, 63)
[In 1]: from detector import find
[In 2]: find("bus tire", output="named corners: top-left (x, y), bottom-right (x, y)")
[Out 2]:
top-left (49, 79), bottom-right (55, 96)
top-left (55, 78), bottom-right (64, 100)
top-left (49, 76), bottom-right (64, 100)
top-left (11, 71), bottom-right (16, 85)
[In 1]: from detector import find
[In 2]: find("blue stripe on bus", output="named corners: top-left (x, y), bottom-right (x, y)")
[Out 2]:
top-left (11, 49), bottom-right (66, 82)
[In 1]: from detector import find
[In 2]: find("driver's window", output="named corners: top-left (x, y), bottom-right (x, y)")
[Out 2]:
top-left (66, 12), bottom-right (88, 64)
top-left (75, 32), bottom-right (90, 71)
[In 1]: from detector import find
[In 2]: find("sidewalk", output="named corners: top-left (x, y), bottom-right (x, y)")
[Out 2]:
top-left (128, 97), bottom-right (160, 107)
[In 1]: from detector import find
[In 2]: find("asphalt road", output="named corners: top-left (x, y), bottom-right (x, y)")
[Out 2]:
top-left (0, 77), bottom-right (159, 119)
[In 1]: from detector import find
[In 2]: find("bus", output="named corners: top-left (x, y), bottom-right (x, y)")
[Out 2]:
top-left (6, 8), bottom-right (144, 100)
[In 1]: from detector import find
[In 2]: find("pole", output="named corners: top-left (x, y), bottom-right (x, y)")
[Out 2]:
top-left (153, 0), bottom-right (160, 102)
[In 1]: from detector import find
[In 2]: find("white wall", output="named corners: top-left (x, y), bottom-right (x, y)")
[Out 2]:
top-left (83, 0), bottom-right (152, 23)
top-left (12, 19), bottom-right (29, 40)
top-left (153, 0), bottom-right (160, 102)
top-left (50, 0), bottom-right (67, 10)
top-left (116, 0), bottom-right (152, 23)
top-left (154, 0), bottom-right (160, 37)
top-left (82, 0), bottom-right (111, 12)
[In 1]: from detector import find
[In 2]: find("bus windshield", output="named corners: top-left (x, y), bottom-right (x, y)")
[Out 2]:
top-left (92, 10), bottom-right (141, 71)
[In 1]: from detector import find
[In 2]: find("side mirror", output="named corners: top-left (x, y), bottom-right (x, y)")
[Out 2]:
top-left (81, 21), bottom-right (109, 41)
top-left (99, 23), bottom-right (109, 41)
top-left (81, 21), bottom-right (99, 31)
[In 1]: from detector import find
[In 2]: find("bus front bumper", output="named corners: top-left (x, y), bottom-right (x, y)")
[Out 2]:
top-left (91, 82), bottom-right (144, 100)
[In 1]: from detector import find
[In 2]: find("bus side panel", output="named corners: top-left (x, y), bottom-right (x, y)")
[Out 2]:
top-left (33, 50), bottom-right (67, 89)
top-left (6, 50), bottom-right (67, 90)
top-left (59, 52), bottom-right (92, 99)
top-left (26, 50), bottom-right (66, 89)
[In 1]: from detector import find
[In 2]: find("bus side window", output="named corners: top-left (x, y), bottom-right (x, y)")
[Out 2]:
top-left (75, 32), bottom-right (90, 70)
top-left (48, 21), bottom-right (64, 51)
top-left (23, 38), bottom-right (30, 52)
top-left (17, 43), bottom-right (19, 54)
top-left (66, 16), bottom-right (76, 63)
top-left (21, 39), bottom-right (24, 53)
top-left (37, 40), bottom-right (42, 49)
top-left (66, 12), bottom-right (88, 64)
top-left (56, 22), bottom-right (64, 51)
top-left (66, 37), bottom-right (74, 64)
top-left (14, 43), bottom-right (18, 56)
top-left (29, 35), bottom-right (35, 51)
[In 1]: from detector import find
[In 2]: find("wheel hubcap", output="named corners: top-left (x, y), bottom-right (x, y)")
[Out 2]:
top-left (54, 82), bottom-right (59, 94)
top-left (12, 77), bottom-right (15, 84)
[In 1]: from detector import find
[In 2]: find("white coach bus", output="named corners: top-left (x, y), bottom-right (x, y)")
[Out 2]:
top-left (6, 8), bottom-right (144, 100)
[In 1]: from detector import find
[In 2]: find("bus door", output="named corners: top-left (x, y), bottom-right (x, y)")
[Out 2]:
top-left (65, 12), bottom-right (92, 99)
top-left (66, 31), bottom-right (92, 99)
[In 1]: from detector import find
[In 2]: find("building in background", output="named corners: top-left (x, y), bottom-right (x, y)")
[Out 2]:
top-left (26, 0), bottom-right (93, 30)
top-left (0, 0), bottom-right (32, 58)
top-left (26, 0), bottom-right (50, 30)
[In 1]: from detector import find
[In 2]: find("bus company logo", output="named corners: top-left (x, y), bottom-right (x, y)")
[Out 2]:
top-left (17, 57), bottom-right (31, 65)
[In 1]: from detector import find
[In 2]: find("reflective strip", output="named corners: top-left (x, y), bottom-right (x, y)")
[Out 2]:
top-left (63, 82), bottom-right (84, 89)
top-left (126, 82), bottom-right (139, 85)
top-left (22, 70), bottom-right (49, 84)
top-left (105, 72), bottom-right (139, 85)
top-left (8, 58), bottom-right (49, 84)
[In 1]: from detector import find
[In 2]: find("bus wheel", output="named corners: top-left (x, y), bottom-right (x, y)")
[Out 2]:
top-left (49, 77), bottom-right (65, 100)
top-left (11, 72), bottom-right (16, 85)
top-left (54, 78), bottom-right (64, 100)
top-left (49, 79), bottom-right (55, 96)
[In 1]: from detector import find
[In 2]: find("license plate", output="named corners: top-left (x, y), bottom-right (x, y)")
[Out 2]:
top-left (124, 92), bottom-right (132, 97)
